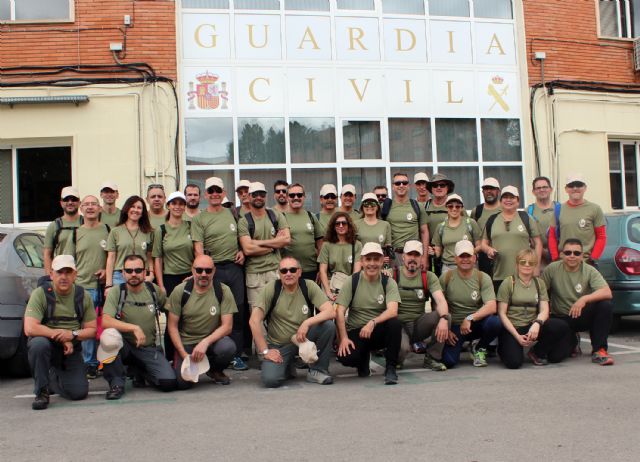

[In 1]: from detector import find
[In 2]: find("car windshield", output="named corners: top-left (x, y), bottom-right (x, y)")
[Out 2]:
top-left (628, 218), bottom-right (640, 244)
top-left (13, 234), bottom-right (45, 268)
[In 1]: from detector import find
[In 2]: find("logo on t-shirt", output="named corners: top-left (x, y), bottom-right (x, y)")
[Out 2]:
top-left (415, 289), bottom-right (424, 299)
top-left (470, 290), bottom-right (479, 301)
top-left (579, 219), bottom-right (587, 228)
top-left (462, 234), bottom-right (469, 240)
top-left (100, 239), bottom-right (107, 249)
top-left (378, 234), bottom-right (384, 243)
top-left (306, 223), bottom-right (313, 231)
top-left (210, 305), bottom-right (217, 316)
top-left (535, 292), bottom-right (539, 303)
top-left (141, 241), bottom-right (147, 250)
top-left (518, 224), bottom-right (525, 233)
top-left (406, 213), bottom-right (413, 221)
top-left (347, 255), bottom-right (353, 264)
top-left (302, 304), bottom-right (309, 315)
top-left (377, 294), bottom-right (384, 304)
top-left (187, 234), bottom-right (192, 240)
top-left (575, 283), bottom-right (583, 294)
top-left (230, 223), bottom-right (236, 232)
top-left (271, 226), bottom-right (276, 236)
top-left (148, 304), bottom-right (155, 313)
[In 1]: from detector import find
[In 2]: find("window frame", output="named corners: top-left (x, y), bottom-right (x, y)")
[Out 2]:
top-left (608, 139), bottom-right (640, 209)
top-left (596, 0), bottom-right (637, 40)
top-left (0, 0), bottom-right (75, 24)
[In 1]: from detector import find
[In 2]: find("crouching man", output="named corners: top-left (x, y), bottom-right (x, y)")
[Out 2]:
top-left (100, 255), bottom-right (177, 399)
top-left (250, 256), bottom-right (336, 388)
top-left (167, 255), bottom-right (237, 388)
top-left (24, 255), bottom-right (97, 410)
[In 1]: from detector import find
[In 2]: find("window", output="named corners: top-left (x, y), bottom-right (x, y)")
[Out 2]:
top-left (234, 0), bottom-right (280, 10)
top-left (429, 0), bottom-right (470, 17)
top-left (382, 0), bottom-right (424, 15)
top-left (609, 141), bottom-right (639, 209)
top-left (481, 119), bottom-right (521, 161)
top-left (342, 121), bottom-right (382, 160)
top-left (438, 166), bottom-right (480, 206)
top-left (389, 118), bottom-right (432, 162)
top-left (337, 0), bottom-right (374, 11)
top-left (14, 234), bottom-right (45, 268)
top-left (291, 168), bottom-right (337, 210)
top-left (598, 0), bottom-right (640, 38)
top-left (0, 0), bottom-right (73, 22)
top-left (238, 118), bottom-right (285, 164)
top-left (186, 118), bottom-right (234, 165)
top-left (342, 168), bottom-right (385, 196)
top-left (285, 0), bottom-right (329, 11)
top-left (474, 0), bottom-right (513, 19)
top-left (435, 118), bottom-right (478, 162)
top-left (182, 0), bottom-right (229, 8)
top-left (0, 149), bottom-right (12, 223)
top-left (289, 118), bottom-right (336, 163)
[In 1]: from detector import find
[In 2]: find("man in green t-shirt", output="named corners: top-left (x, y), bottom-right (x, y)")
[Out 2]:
top-left (273, 180), bottom-right (290, 214)
top-left (396, 241), bottom-right (450, 371)
top-left (184, 183), bottom-right (201, 220)
top-left (338, 184), bottom-right (360, 222)
top-left (101, 255), bottom-right (177, 400)
top-left (414, 172), bottom-right (430, 207)
top-left (425, 173), bottom-right (455, 275)
top-left (146, 184), bottom-right (167, 229)
top-left (470, 177), bottom-right (502, 275)
top-left (541, 238), bottom-right (614, 365)
top-left (283, 183), bottom-right (323, 281)
top-left (440, 240), bottom-right (500, 368)
top-left (167, 255), bottom-right (237, 389)
top-left (336, 242), bottom-right (403, 385)
top-left (24, 255), bottom-right (97, 410)
top-left (235, 179), bottom-right (252, 216)
top-left (249, 257), bottom-right (336, 388)
top-left (239, 182), bottom-right (290, 311)
top-left (44, 186), bottom-right (83, 274)
top-left (526, 176), bottom-right (558, 265)
top-left (317, 183), bottom-right (338, 235)
top-left (99, 181), bottom-right (121, 228)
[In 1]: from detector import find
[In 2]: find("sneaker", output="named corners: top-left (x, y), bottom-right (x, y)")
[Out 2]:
top-left (472, 347), bottom-right (488, 367)
top-left (527, 349), bottom-right (549, 366)
top-left (206, 370), bottom-right (231, 385)
top-left (86, 365), bottom-right (98, 379)
top-left (591, 348), bottom-right (615, 366)
top-left (384, 365), bottom-right (398, 385)
top-left (106, 385), bottom-right (125, 400)
top-left (411, 342), bottom-right (427, 354)
top-left (423, 354), bottom-right (447, 371)
top-left (571, 333), bottom-right (582, 357)
top-left (306, 369), bottom-right (333, 385)
top-left (230, 357), bottom-right (249, 371)
top-left (32, 387), bottom-right (49, 410)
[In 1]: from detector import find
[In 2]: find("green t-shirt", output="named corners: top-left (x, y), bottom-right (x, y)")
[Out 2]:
top-left (497, 276), bottom-right (549, 328)
top-left (167, 281), bottom-right (237, 345)
top-left (336, 274), bottom-right (401, 330)
top-left (424, 201), bottom-right (449, 243)
top-left (470, 205), bottom-right (501, 232)
top-left (152, 222), bottom-right (194, 275)
top-left (432, 218), bottom-right (482, 265)
top-left (44, 216), bottom-right (83, 255)
top-left (355, 219), bottom-right (392, 247)
top-left (385, 200), bottom-right (428, 249)
top-left (191, 209), bottom-right (239, 263)
top-left (257, 280), bottom-right (328, 345)
top-left (105, 226), bottom-right (152, 271)
top-left (541, 261), bottom-right (608, 316)
top-left (75, 225), bottom-right (110, 289)
top-left (238, 210), bottom-right (289, 274)
top-left (282, 210), bottom-right (323, 272)
top-left (103, 283), bottom-right (166, 347)
top-left (25, 285), bottom-right (96, 331)
top-left (317, 210), bottom-right (335, 236)
top-left (395, 270), bottom-right (441, 323)
top-left (317, 241), bottom-right (363, 276)
top-left (551, 201), bottom-right (606, 260)
top-left (527, 203), bottom-right (556, 249)
top-left (149, 214), bottom-right (166, 230)
top-left (100, 209), bottom-right (121, 228)
top-left (482, 213), bottom-right (540, 281)
top-left (440, 270), bottom-right (495, 324)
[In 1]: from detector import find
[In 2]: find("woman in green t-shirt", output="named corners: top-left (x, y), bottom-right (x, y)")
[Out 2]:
top-left (497, 249), bottom-right (570, 369)
top-left (355, 192), bottom-right (392, 254)
top-left (318, 212), bottom-right (362, 301)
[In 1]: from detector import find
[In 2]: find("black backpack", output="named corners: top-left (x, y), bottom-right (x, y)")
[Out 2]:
top-left (473, 204), bottom-right (485, 221)
top-left (264, 279), bottom-right (314, 325)
top-left (506, 275), bottom-right (542, 315)
top-left (245, 209), bottom-right (278, 238)
top-left (424, 199), bottom-right (449, 217)
top-left (115, 281), bottom-right (161, 320)
top-left (39, 282), bottom-right (85, 326)
top-left (485, 211), bottom-right (532, 242)
top-left (350, 272), bottom-right (389, 302)
top-left (380, 198), bottom-right (421, 221)
top-left (52, 216), bottom-right (85, 252)
top-left (180, 277), bottom-right (224, 309)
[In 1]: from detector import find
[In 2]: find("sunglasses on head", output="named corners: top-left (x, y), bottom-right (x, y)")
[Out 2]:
top-left (207, 186), bottom-right (223, 194)
top-left (275, 189), bottom-right (287, 194)
top-left (335, 221), bottom-right (349, 227)
top-left (251, 191), bottom-right (267, 198)
top-left (562, 250), bottom-right (583, 257)
top-left (323, 194), bottom-right (337, 200)
top-left (518, 259), bottom-right (535, 267)
top-left (194, 267), bottom-right (214, 274)
top-left (394, 180), bottom-right (409, 186)
top-left (62, 196), bottom-right (79, 202)
top-left (147, 184), bottom-right (164, 191)
top-left (288, 192), bottom-right (304, 199)
top-left (279, 267), bottom-right (299, 274)
top-left (124, 268), bottom-right (145, 274)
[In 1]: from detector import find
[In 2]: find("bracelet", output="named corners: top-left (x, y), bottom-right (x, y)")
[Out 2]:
top-left (533, 319), bottom-right (544, 327)
top-left (105, 284), bottom-right (113, 289)
top-left (370, 319), bottom-right (377, 327)
top-left (439, 314), bottom-right (450, 320)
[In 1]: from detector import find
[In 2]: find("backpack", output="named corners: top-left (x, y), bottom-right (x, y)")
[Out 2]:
top-left (424, 199), bottom-right (449, 217)
top-left (245, 209), bottom-right (278, 239)
top-left (180, 277), bottom-right (224, 309)
top-left (473, 204), bottom-right (485, 221)
top-left (506, 275), bottom-right (542, 315)
top-left (52, 216), bottom-right (85, 252)
top-left (442, 269), bottom-right (484, 293)
top-left (284, 210), bottom-right (317, 236)
top-left (485, 211), bottom-right (532, 242)
top-left (527, 202), bottom-right (561, 242)
top-left (437, 217), bottom-right (474, 243)
top-left (264, 279), bottom-right (314, 325)
top-left (159, 221), bottom-right (191, 257)
top-left (115, 281), bottom-right (162, 346)
top-left (350, 271), bottom-right (389, 302)
top-left (380, 198), bottom-right (421, 221)
top-left (70, 223), bottom-right (111, 257)
top-left (393, 268), bottom-right (428, 296)
top-left (39, 282), bottom-right (85, 326)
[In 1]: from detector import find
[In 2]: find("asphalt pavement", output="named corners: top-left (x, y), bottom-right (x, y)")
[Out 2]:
top-left (3, 318), bottom-right (640, 462)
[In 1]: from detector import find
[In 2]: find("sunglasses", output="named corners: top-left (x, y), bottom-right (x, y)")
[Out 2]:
top-left (323, 194), bottom-right (337, 200)
top-left (275, 189), bottom-right (287, 194)
top-left (376, 194), bottom-right (387, 199)
top-left (207, 186), bottom-right (223, 194)
top-left (447, 204), bottom-right (463, 209)
top-left (567, 182), bottom-right (585, 189)
top-left (362, 201), bottom-right (377, 207)
top-left (342, 192), bottom-right (354, 197)
top-left (251, 191), bottom-right (267, 198)
top-left (62, 196), bottom-right (80, 202)
top-left (335, 221), bottom-right (349, 227)
top-left (279, 267), bottom-right (299, 274)
top-left (288, 192), bottom-right (304, 199)
top-left (562, 250), bottom-right (583, 257)
top-left (518, 260), bottom-right (535, 267)
top-left (394, 180), bottom-right (409, 186)
top-left (124, 268), bottom-right (145, 274)
top-left (194, 267), bottom-right (214, 274)
top-left (432, 183), bottom-right (448, 188)
top-left (415, 181), bottom-right (428, 186)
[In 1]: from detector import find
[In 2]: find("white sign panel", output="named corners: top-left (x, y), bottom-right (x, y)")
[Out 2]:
top-left (429, 21), bottom-right (472, 65)
top-left (235, 15), bottom-right (282, 60)
top-left (384, 69), bottom-right (430, 116)
top-left (183, 67), bottom-right (233, 116)
top-left (286, 68), bottom-right (335, 114)
top-left (432, 70), bottom-right (476, 117)
top-left (337, 69), bottom-right (385, 115)
top-left (285, 16), bottom-right (332, 61)
top-left (235, 68), bottom-right (284, 114)
top-left (477, 71), bottom-right (519, 117)
top-left (182, 14), bottom-right (231, 60)
top-left (382, 19), bottom-right (427, 63)
top-left (335, 17), bottom-right (380, 62)
top-left (474, 23), bottom-right (516, 65)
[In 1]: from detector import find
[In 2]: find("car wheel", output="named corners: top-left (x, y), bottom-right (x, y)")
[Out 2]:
top-left (4, 334), bottom-right (30, 377)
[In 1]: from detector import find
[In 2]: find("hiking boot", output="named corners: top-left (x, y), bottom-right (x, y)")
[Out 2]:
top-left (230, 356), bottom-right (249, 371)
top-left (527, 349), bottom-right (549, 366)
top-left (207, 370), bottom-right (231, 385)
top-left (106, 385), bottom-right (125, 400)
top-left (591, 348), bottom-right (615, 366)
top-left (384, 365), bottom-right (398, 385)
top-left (86, 364), bottom-right (98, 379)
top-left (306, 369), bottom-right (333, 385)
top-left (571, 333), bottom-right (582, 357)
top-left (472, 347), bottom-right (488, 367)
top-left (423, 354), bottom-right (447, 371)
top-left (32, 387), bottom-right (49, 410)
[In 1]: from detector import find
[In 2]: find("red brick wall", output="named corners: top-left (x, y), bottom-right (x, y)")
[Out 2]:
top-left (0, 0), bottom-right (176, 81)
top-left (523, 0), bottom-right (640, 84)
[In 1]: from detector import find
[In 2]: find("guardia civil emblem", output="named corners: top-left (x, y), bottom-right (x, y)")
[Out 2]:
top-left (378, 234), bottom-right (384, 243)
top-left (230, 223), bottom-right (236, 231)
top-left (518, 224), bottom-right (525, 233)
top-left (575, 283), bottom-right (583, 294)
top-left (416, 289), bottom-right (424, 299)
top-left (377, 294), bottom-right (384, 304)
top-left (471, 290), bottom-right (479, 301)
top-left (406, 213), bottom-right (413, 221)
top-left (348, 255), bottom-right (353, 263)
top-left (462, 235), bottom-right (468, 240)
top-left (302, 304), bottom-right (309, 315)
top-left (210, 305), bottom-right (217, 316)
top-left (579, 219), bottom-right (587, 228)
top-left (141, 241), bottom-right (147, 250)
top-left (148, 304), bottom-right (155, 313)
top-left (271, 226), bottom-right (276, 236)
top-left (306, 223), bottom-right (313, 231)
top-left (100, 239), bottom-right (107, 249)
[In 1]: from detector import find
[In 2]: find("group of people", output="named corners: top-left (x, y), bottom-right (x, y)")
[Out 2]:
top-left (24, 171), bottom-right (614, 410)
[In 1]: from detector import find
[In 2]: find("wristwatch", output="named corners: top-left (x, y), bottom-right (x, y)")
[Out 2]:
top-left (261, 348), bottom-right (269, 355)
top-left (72, 330), bottom-right (79, 339)
top-left (465, 314), bottom-right (474, 322)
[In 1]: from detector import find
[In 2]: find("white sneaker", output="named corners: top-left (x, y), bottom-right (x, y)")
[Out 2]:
top-left (306, 369), bottom-right (333, 385)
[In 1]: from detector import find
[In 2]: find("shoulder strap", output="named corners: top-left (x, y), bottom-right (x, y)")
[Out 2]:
top-left (485, 213), bottom-right (499, 242)
top-left (230, 207), bottom-right (239, 222)
top-left (380, 198), bottom-right (392, 220)
top-left (465, 217), bottom-right (473, 236)
top-left (267, 209), bottom-right (278, 232)
top-left (181, 278), bottom-right (195, 308)
top-left (507, 275), bottom-right (515, 308)
top-left (381, 274), bottom-right (388, 296)
top-left (73, 285), bottom-right (85, 322)
top-left (443, 269), bottom-right (454, 293)
top-left (52, 218), bottom-right (63, 251)
top-left (145, 281), bottom-right (159, 313)
top-left (351, 241), bottom-right (355, 274)
top-left (351, 272), bottom-right (361, 302)
top-left (104, 223), bottom-right (111, 233)
top-left (422, 271), bottom-right (428, 293)
top-left (265, 280), bottom-right (283, 325)
top-left (213, 277), bottom-right (224, 305)
top-left (160, 224), bottom-right (167, 256)
top-left (43, 283), bottom-right (56, 324)
top-left (41, 283), bottom-right (84, 324)
top-left (527, 204), bottom-right (537, 220)
top-left (116, 283), bottom-right (128, 319)
top-left (474, 204), bottom-right (484, 220)
top-left (245, 212), bottom-right (255, 238)
top-left (409, 199), bottom-right (420, 219)
top-left (299, 279), bottom-right (314, 318)
top-left (517, 210), bottom-right (532, 238)
top-left (393, 267), bottom-right (399, 284)
top-left (315, 212), bottom-right (320, 220)
top-left (533, 276), bottom-right (541, 314)
top-left (554, 201), bottom-right (561, 242)
top-left (438, 220), bottom-right (446, 241)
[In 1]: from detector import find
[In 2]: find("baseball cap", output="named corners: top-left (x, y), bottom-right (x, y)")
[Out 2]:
top-left (320, 184), bottom-right (338, 197)
top-left (180, 355), bottom-right (210, 383)
top-left (445, 194), bottom-right (464, 206)
top-left (248, 182), bottom-right (267, 194)
top-left (97, 328), bottom-right (123, 364)
top-left (290, 335), bottom-right (319, 363)
top-left (454, 240), bottom-right (475, 256)
top-left (565, 173), bottom-right (586, 185)
top-left (482, 177), bottom-right (500, 189)
top-left (403, 240), bottom-right (423, 255)
top-left (236, 180), bottom-right (251, 191)
top-left (60, 186), bottom-right (80, 199)
top-left (166, 191), bottom-right (187, 205)
top-left (341, 184), bottom-right (356, 195)
top-left (361, 192), bottom-right (378, 203)
top-left (501, 185), bottom-right (520, 198)
top-left (221, 196), bottom-right (232, 206)
top-left (100, 181), bottom-right (118, 192)
top-left (414, 172), bottom-right (429, 183)
top-left (205, 177), bottom-right (224, 190)
top-left (361, 242), bottom-right (384, 256)
top-left (51, 255), bottom-right (76, 271)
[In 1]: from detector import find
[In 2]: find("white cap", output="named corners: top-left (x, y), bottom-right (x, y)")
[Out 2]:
top-left (221, 196), bottom-right (232, 205)
top-left (248, 182), bottom-right (267, 194)
top-left (501, 185), bottom-right (520, 198)
top-left (205, 177), bottom-right (224, 190)
top-left (445, 194), bottom-right (464, 206)
top-left (180, 355), bottom-right (210, 383)
top-left (60, 186), bottom-right (79, 199)
top-left (403, 240), bottom-right (423, 255)
top-left (166, 191), bottom-right (187, 205)
top-left (454, 240), bottom-right (475, 256)
top-left (566, 173), bottom-right (586, 185)
top-left (482, 177), bottom-right (500, 189)
top-left (290, 335), bottom-right (319, 364)
top-left (341, 184), bottom-right (356, 195)
top-left (361, 242), bottom-right (384, 256)
top-left (361, 192), bottom-right (378, 203)
top-left (51, 255), bottom-right (76, 271)
top-left (414, 172), bottom-right (430, 183)
top-left (320, 184), bottom-right (338, 197)
top-left (235, 180), bottom-right (251, 191)
top-left (100, 181), bottom-right (118, 192)
top-left (97, 328), bottom-right (123, 364)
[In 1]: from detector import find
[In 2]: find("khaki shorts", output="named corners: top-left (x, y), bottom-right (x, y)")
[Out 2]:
top-left (246, 270), bottom-right (279, 310)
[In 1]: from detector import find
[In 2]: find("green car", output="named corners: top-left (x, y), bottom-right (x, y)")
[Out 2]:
top-left (597, 212), bottom-right (640, 327)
